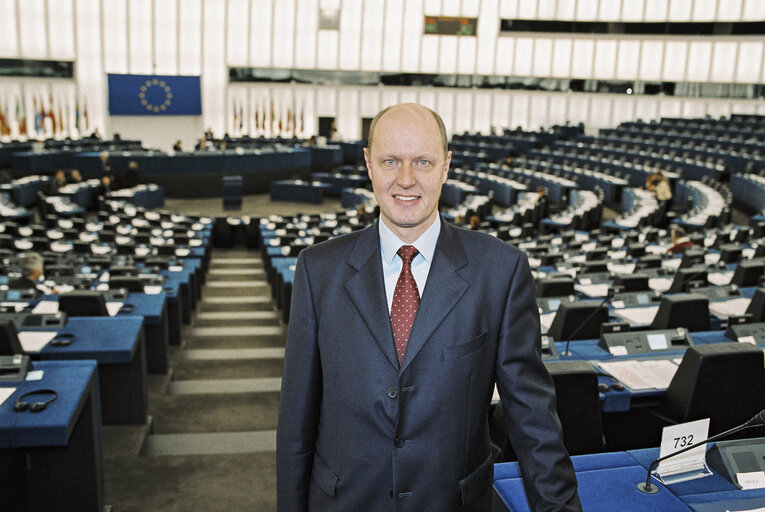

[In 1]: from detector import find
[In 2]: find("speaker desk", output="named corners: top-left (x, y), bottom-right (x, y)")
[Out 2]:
top-left (28, 316), bottom-right (148, 425)
top-left (493, 447), bottom-right (765, 512)
top-left (0, 360), bottom-right (104, 512)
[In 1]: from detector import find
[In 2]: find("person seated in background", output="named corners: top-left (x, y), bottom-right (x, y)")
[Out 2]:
top-left (195, 137), bottom-right (210, 151)
top-left (68, 169), bottom-right (83, 183)
top-left (122, 161), bottom-right (139, 189)
top-left (667, 225), bottom-right (693, 254)
top-left (172, 140), bottom-right (183, 152)
top-left (9, 252), bottom-right (45, 297)
top-left (99, 150), bottom-right (111, 175)
top-left (48, 169), bottom-right (67, 194)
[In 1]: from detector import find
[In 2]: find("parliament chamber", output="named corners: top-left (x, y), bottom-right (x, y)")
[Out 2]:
top-left (2, 0), bottom-right (765, 510)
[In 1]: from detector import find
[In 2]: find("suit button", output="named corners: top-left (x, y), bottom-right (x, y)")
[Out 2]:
top-left (387, 388), bottom-right (398, 399)
top-left (394, 438), bottom-right (405, 448)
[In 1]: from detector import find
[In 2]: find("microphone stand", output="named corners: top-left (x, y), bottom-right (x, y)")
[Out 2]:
top-left (562, 288), bottom-right (615, 357)
top-left (637, 410), bottom-right (765, 494)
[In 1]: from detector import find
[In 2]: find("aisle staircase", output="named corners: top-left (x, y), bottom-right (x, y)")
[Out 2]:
top-left (103, 249), bottom-right (282, 512)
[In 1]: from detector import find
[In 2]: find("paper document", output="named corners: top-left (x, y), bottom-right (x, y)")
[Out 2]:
top-left (0, 302), bottom-right (27, 312)
top-left (18, 331), bottom-right (57, 352)
top-left (539, 312), bottom-right (556, 334)
top-left (649, 277), bottom-right (673, 292)
top-left (144, 285), bottom-right (163, 295)
top-left (0, 387), bottom-right (15, 407)
top-left (597, 359), bottom-right (679, 390)
top-left (612, 306), bottom-right (659, 326)
top-left (106, 302), bottom-right (124, 316)
top-left (707, 271), bottom-right (733, 286)
top-left (32, 301), bottom-right (60, 314)
top-left (709, 297), bottom-right (751, 319)
top-left (575, 283), bottom-right (609, 298)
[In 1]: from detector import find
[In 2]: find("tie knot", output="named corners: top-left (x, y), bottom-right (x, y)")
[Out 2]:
top-left (397, 245), bottom-right (419, 265)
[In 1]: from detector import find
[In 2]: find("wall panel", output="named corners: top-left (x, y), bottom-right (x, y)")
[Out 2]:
top-left (736, 41), bottom-right (763, 83)
top-left (154, 0), bottom-right (178, 73)
top-left (382, 0), bottom-right (404, 72)
top-left (48, 0), bottom-right (75, 59)
top-left (621, 0), bottom-right (646, 22)
top-left (19, 0), bottom-right (47, 58)
top-left (250, 0), bottom-right (273, 66)
top-left (226, 0), bottom-right (249, 66)
top-left (593, 39), bottom-right (617, 79)
top-left (294, 0), bottom-right (318, 68)
top-left (338, 0), bottom-right (362, 70)
top-left (271, 0), bottom-right (295, 68)
top-left (179, 0), bottom-right (202, 74)
top-left (644, 0), bottom-right (669, 21)
top-left (570, 39), bottom-right (595, 78)
top-left (710, 41), bottom-right (737, 84)
top-left (532, 38), bottom-right (553, 78)
top-left (438, 36), bottom-right (458, 74)
top-left (0, 0), bottom-right (18, 56)
top-left (639, 40), bottom-right (664, 81)
top-left (103, 0), bottom-right (128, 73)
top-left (686, 41), bottom-right (712, 82)
top-left (663, 41), bottom-right (688, 82)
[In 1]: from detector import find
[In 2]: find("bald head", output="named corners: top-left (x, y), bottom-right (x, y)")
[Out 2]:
top-left (366, 103), bottom-right (448, 157)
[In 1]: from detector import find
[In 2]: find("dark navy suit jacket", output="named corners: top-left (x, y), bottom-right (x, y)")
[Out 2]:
top-left (277, 219), bottom-right (581, 511)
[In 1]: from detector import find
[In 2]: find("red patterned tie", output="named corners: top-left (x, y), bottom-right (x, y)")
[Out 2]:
top-left (391, 245), bottom-right (420, 365)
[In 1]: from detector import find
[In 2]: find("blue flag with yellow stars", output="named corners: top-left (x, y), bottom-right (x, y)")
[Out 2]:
top-left (108, 74), bottom-right (201, 115)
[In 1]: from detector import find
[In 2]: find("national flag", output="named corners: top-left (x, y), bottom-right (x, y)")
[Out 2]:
top-left (48, 94), bottom-right (57, 135)
top-left (82, 97), bottom-right (89, 132)
top-left (233, 98), bottom-right (239, 133)
top-left (34, 96), bottom-right (44, 135)
top-left (298, 104), bottom-right (304, 137)
top-left (0, 97), bottom-right (11, 137)
top-left (74, 98), bottom-right (80, 134)
top-left (17, 95), bottom-right (27, 137)
top-left (253, 100), bottom-right (260, 134)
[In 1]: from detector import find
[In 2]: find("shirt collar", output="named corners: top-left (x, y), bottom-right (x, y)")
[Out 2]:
top-left (379, 216), bottom-right (441, 265)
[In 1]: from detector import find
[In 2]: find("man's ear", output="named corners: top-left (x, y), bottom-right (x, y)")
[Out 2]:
top-left (442, 150), bottom-right (452, 183)
top-left (363, 147), bottom-right (373, 178)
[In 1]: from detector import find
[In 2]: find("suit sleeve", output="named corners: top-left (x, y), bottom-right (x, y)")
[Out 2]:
top-left (276, 252), bottom-right (322, 512)
top-left (495, 252), bottom-right (583, 512)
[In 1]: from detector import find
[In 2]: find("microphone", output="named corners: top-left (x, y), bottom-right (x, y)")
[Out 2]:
top-left (562, 287), bottom-right (615, 357)
top-left (637, 409), bottom-right (765, 494)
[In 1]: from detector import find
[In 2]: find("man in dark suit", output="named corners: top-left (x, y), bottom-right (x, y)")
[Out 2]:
top-left (277, 103), bottom-right (581, 511)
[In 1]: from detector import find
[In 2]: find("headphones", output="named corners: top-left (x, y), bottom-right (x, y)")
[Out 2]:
top-left (14, 389), bottom-right (58, 413)
top-left (50, 333), bottom-right (76, 346)
top-left (118, 303), bottom-right (136, 314)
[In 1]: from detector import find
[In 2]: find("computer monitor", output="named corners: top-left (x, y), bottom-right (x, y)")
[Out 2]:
top-left (0, 319), bottom-right (23, 355)
top-left (745, 288), bottom-right (765, 322)
top-left (548, 301), bottom-right (610, 341)
top-left (613, 273), bottom-right (650, 292)
top-left (536, 278), bottom-right (575, 298)
top-left (650, 293), bottom-right (710, 332)
top-left (58, 291), bottom-right (109, 317)
top-left (668, 266), bottom-right (709, 293)
top-left (731, 259), bottom-right (765, 288)
top-left (109, 276), bottom-right (144, 293)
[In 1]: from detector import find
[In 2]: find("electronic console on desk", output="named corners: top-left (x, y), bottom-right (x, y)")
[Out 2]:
top-left (105, 289), bottom-right (129, 301)
top-left (0, 354), bottom-right (32, 382)
top-left (708, 437), bottom-right (765, 489)
top-left (686, 284), bottom-right (741, 299)
top-left (0, 312), bottom-right (68, 329)
top-left (541, 335), bottom-right (558, 359)
top-left (725, 314), bottom-right (765, 344)
top-left (612, 290), bottom-right (662, 308)
top-left (598, 322), bottom-right (694, 355)
top-left (0, 289), bottom-right (38, 301)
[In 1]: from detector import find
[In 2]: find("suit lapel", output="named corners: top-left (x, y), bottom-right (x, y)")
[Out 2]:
top-left (400, 221), bottom-right (469, 373)
top-left (344, 223), bottom-right (399, 369)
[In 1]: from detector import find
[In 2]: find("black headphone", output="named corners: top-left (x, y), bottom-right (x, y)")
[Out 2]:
top-left (118, 303), bottom-right (136, 314)
top-left (14, 389), bottom-right (58, 413)
top-left (50, 333), bottom-right (76, 346)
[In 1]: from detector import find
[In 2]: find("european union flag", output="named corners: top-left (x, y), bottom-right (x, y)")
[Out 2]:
top-left (108, 74), bottom-right (201, 116)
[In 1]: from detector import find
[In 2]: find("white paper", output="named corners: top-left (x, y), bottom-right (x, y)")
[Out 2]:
top-left (611, 300), bottom-right (626, 309)
top-left (106, 302), bottom-right (124, 316)
top-left (737, 471), bottom-right (765, 490)
top-left (539, 312), bottom-right (556, 333)
top-left (575, 283), bottom-right (609, 297)
top-left (597, 359), bottom-right (679, 390)
top-left (739, 336), bottom-right (757, 345)
top-left (707, 271), bottom-right (733, 286)
top-left (0, 387), bottom-right (15, 406)
top-left (169, 265), bottom-right (184, 272)
top-left (608, 345), bottom-right (628, 356)
top-left (32, 301), bottom-right (60, 314)
top-left (0, 302), bottom-right (28, 312)
top-left (649, 277), bottom-right (674, 292)
top-left (18, 331), bottom-right (57, 352)
top-left (612, 306), bottom-right (660, 326)
top-left (144, 285), bottom-right (163, 295)
top-left (657, 418), bottom-right (710, 478)
top-left (25, 370), bottom-right (44, 381)
top-left (709, 298), bottom-right (751, 319)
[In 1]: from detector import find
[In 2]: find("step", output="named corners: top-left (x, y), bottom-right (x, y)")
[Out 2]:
top-left (148, 392), bottom-right (280, 434)
top-left (203, 281), bottom-right (270, 297)
top-left (199, 296), bottom-right (275, 312)
top-left (210, 257), bottom-right (263, 268)
top-left (183, 347), bottom-right (285, 361)
top-left (141, 430), bottom-right (276, 456)
top-left (172, 358), bottom-right (284, 380)
top-left (195, 310), bottom-right (280, 327)
top-left (207, 268), bottom-right (266, 281)
top-left (187, 326), bottom-right (285, 349)
top-left (168, 377), bottom-right (281, 395)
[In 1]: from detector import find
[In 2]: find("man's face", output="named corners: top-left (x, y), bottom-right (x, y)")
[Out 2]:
top-left (364, 105), bottom-right (450, 243)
